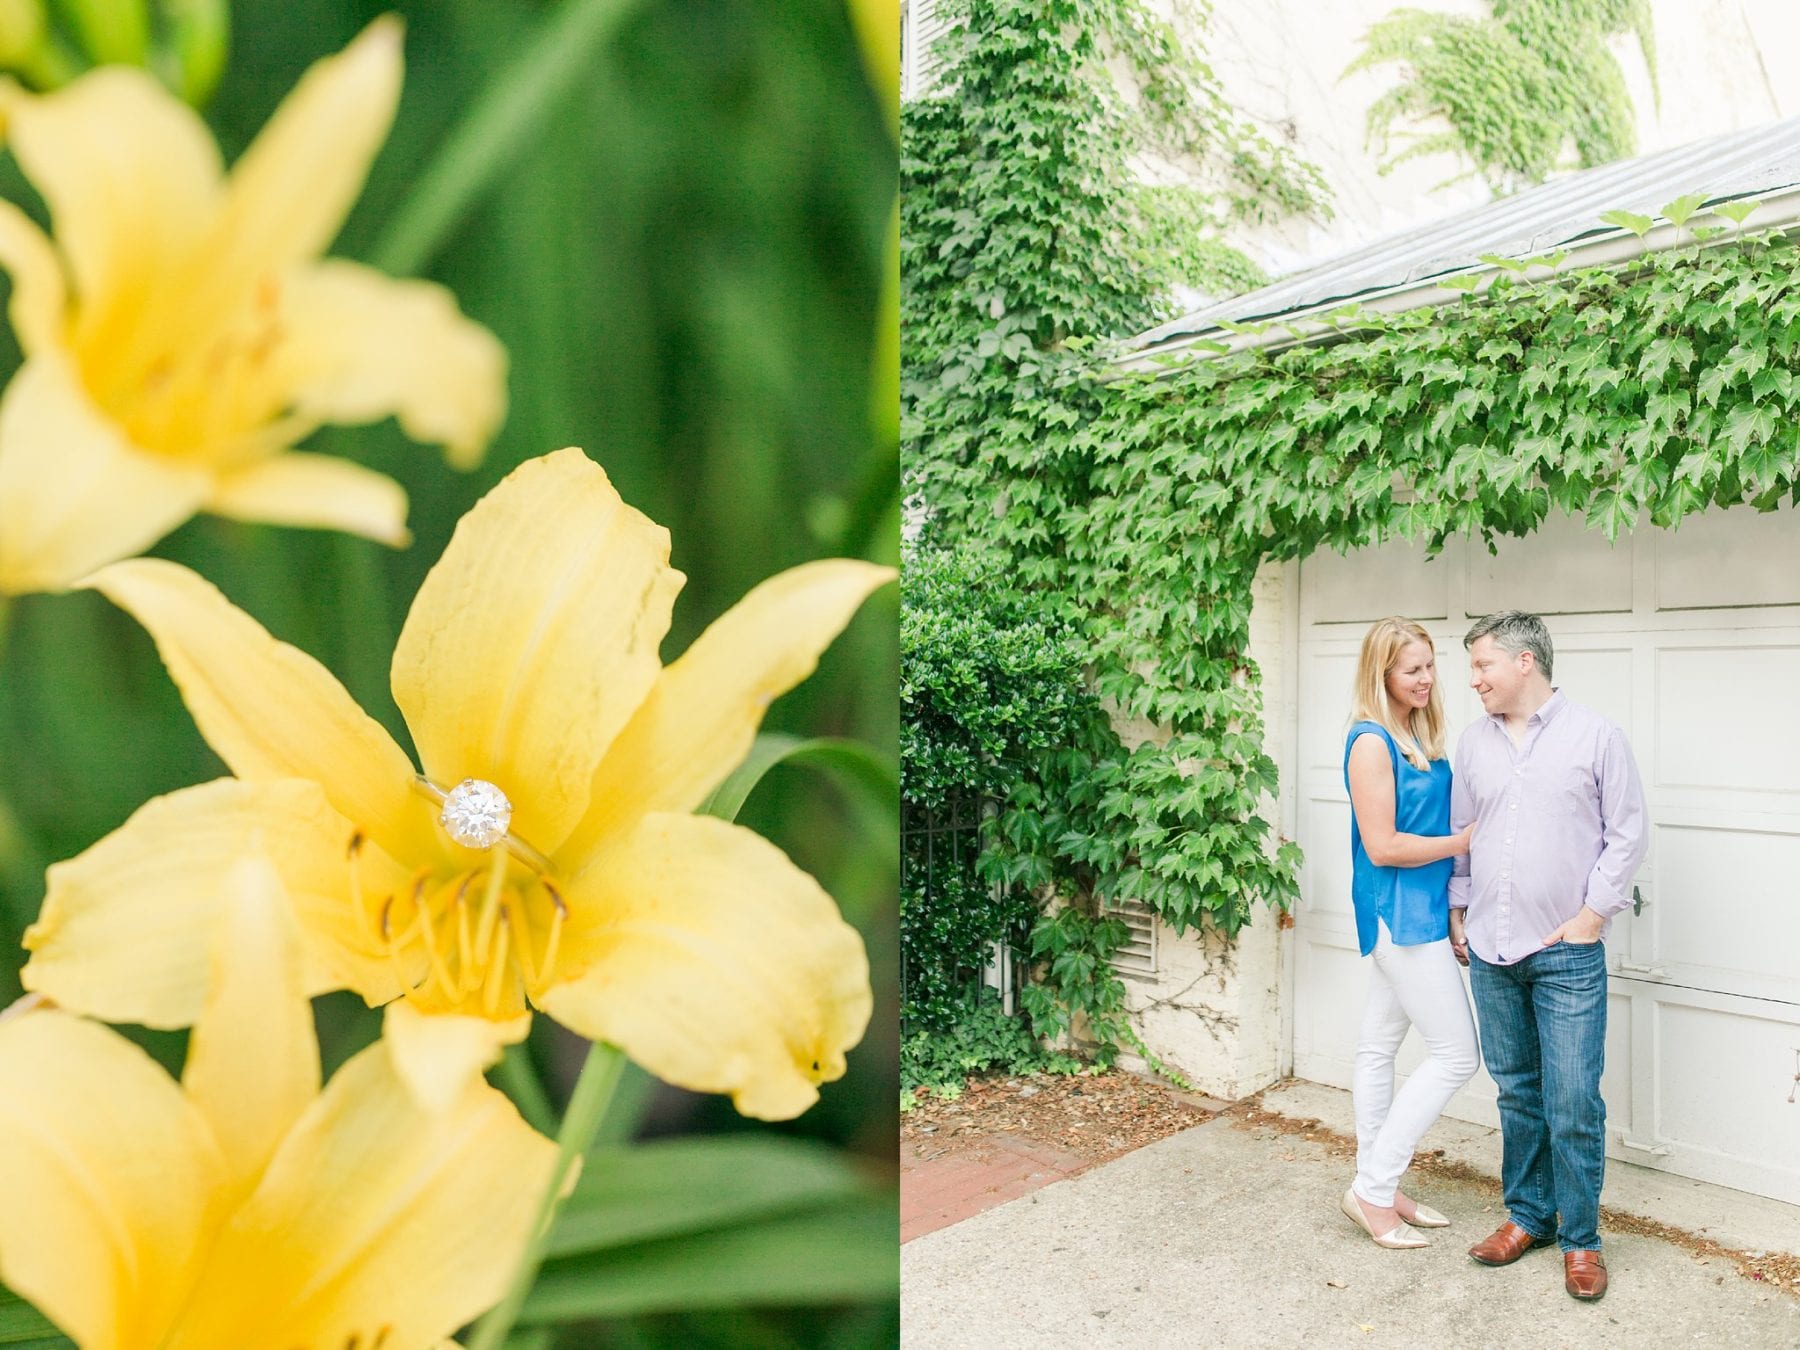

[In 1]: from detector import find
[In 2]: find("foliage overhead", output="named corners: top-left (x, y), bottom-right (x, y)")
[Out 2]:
top-left (1348, 0), bottom-right (1656, 191)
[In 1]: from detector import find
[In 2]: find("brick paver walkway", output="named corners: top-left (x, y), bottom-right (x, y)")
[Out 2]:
top-left (901, 1134), bottom-right (1092, 1243)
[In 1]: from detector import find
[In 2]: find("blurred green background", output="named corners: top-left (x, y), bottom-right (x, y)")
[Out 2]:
top-left (0, 0), bottom-right (899, 1344)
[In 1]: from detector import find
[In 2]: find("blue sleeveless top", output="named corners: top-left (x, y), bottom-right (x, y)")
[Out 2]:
top-left (1344, 721), bottom-right (1453, 955)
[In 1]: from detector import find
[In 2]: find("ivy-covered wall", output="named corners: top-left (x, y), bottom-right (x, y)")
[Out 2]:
top-left (905, 0), bottom-right (1800, 1073)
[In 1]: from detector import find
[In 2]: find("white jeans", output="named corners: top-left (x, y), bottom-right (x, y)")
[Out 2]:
top-left (1352, 922), bottom-right (1480, 1206)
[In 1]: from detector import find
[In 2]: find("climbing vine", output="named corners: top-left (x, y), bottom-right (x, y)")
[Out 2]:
top-left (905, 0), bottom-right (1800, 1075)
top-left (1349, 0), bottom-right (1656, 190)
top-left (902, 0), bottom-right (1327, 1068)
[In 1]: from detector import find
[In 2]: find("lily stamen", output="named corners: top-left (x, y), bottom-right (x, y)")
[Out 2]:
top-left (411, 879), bottom-right (456, 999)
top-left (538, 877), bottom-right (567, 990)
top-left (505, 898), bottom-right (541, 994)
top-left (473, 847), bottom-right (507, 966)
top-left (347, 829), bottom-right (371, 930)
top-left (482, 914), bottom-right (511, 1016)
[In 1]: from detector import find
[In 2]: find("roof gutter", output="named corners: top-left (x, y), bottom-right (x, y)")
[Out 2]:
top-left (1111, 184), bottom-right (1800, 376)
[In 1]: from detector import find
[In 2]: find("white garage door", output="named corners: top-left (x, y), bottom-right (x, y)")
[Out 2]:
top-left (1289, 504), bottom-right (1800, 1205)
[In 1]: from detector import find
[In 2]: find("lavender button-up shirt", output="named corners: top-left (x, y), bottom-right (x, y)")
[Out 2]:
top-left (1448, 690), bottom-right (1649, 966)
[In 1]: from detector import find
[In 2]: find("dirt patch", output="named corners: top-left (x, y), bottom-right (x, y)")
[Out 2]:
top-left (1226, 1097), bottom-right (1800, 1300)
top-left (902, 1069), bottom-right (1214, 1166)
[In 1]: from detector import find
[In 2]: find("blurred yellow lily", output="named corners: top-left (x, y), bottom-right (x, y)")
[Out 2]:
top-left (0, 17), bottom-right (506, 594)
top-left (26, 447), bottom-right (891, 1119)
top-left (0, 853), bottom-right (556, 1349)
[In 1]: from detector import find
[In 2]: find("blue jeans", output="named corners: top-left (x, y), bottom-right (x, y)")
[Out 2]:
top-left (1468, 940), bottom-right (1608, 1251)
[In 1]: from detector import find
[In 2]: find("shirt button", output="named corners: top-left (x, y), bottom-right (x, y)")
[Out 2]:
top-left (1510, 802), bottom-right (1518, 811)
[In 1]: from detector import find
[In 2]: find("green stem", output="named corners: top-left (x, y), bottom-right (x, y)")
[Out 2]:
top-left (495, 1042), bottom-right (557, 1138)
top-left (369, 0), bottom-right (647, 278)
top-left (467, 1040), bottom-right (626, 1349)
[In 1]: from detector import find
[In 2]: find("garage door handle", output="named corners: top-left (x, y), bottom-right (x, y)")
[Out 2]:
top-left (1620, 1137), bottom-right (1673, 1157)
top-left (1616, 960), bottom-right (1666, 978)
top-left (1632, 885), bottom-right (1644, 916)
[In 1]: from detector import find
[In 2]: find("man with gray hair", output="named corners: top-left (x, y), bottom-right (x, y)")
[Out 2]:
top-left (1449, 610), bottom-right (1647, 1301)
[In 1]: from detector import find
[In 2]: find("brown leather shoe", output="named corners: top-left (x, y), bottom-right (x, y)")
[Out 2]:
top-left (1467, 1221), bottom-right (1556, 1266)
top-left (1564, 1250), bottom-right (1608, 1300)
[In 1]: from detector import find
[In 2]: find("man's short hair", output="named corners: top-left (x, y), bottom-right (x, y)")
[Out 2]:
top-left (1464, 610), bottom-right (1554, 681)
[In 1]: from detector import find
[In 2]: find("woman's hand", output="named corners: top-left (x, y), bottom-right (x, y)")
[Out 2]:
top-left (1449, 908), bottom-right (1469, 966)
top-left (1455, 821), bottom-right (1475, 854)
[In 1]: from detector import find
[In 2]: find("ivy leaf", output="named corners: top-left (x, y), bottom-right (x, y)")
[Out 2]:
top-left (1599, 209), bottom-right (1654, 238)
top-left (1712, 200), bottom-right (1759, 226)
top-left (1637, 335), bottom-right (1695, 386)
top-left (1645, 389), bottom-right (1689, 433)
top-left (1659, 193), bottom-right (1708, 228)
top-left (1749, 367), bottom-right (1793, 404)
top-left (1587, 488), bottom-right (1637, 542)
top-left (1722, 401), bottom-right (1779, 455)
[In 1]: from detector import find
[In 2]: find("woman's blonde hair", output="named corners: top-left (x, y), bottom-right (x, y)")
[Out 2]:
top-left (1350, 617), bottom-right (1446, 769)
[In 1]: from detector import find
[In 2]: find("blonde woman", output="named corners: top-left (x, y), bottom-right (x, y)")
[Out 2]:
top-left (1338, 617), bottom-right (1479, 1249)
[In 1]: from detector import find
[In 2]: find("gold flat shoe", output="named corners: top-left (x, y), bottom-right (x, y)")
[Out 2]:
top-left (1341, 1187), bottom-right (1430, 1249)
top-left (1398, 1196), bottom-right (1450, 1228)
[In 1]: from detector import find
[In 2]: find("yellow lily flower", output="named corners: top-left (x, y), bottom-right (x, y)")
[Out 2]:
top-left (0, 853), bottom-right (556, 1349)
top-left (0, 17), bottom-right (506, 595)
top-left (25, 447), bottom-right (892, 1119)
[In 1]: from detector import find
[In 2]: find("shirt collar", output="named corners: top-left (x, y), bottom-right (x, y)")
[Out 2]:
top-left (1485, 687), bottom-right (1565, 729)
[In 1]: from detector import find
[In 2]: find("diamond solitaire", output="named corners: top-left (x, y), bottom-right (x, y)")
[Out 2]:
top-left (439, 777), bottom-right (513, 850)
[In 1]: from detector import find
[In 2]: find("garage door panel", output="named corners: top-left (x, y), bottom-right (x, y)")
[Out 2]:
top-left (1299, 796), bottom-right (1354, 919)
top-left (1652, 995), bottom-right (1800, 1204)
top-left (1292, 932), bottom-right (1363, 1081)
top-left (1549, 644), bottom-right (1634, 739)
top-left (1299, 536), bottom-right (1450, 627)
top-left (1469, 512), bottom-right (1634, 616)
top-left (1655, 503), bottom-right (1800, 610)
top-left (1651, 823), bottom-right (1800, 1001)
top-left (1655, 645), bottom-right (1800, 793)
top-left (1300, 650), bottom-right (1358, 770)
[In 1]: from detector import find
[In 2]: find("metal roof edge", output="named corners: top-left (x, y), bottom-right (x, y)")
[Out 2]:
top-left (1109, 185), bottom-right (1800, 378)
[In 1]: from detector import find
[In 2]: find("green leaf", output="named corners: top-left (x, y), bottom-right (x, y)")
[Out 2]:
top-left (1659, 193), bottom-right (1708, 228)
top-left (1722, 402), bottom-right (1780, 455)
top-left (371, 0), bottom-right (651, 275)
top-left (547, 1136), bottom-right (875, 1257)
top-left (1712, 200), bottom-right (1760, 226)
top-left (699, 733), bottom-right (898, 827)
top-left (1599, 209), bottom-right (1654, 238)
top-left (522, 1193), bottom-right (898, 1322)
top-left (0, 1283), bottom-right (67, 1347)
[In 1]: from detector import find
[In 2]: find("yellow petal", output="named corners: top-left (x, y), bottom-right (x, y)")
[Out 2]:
top-left (166, 1033), bottom-right (557, 1349)
top-left (82, 558), bottom-right (437, 863)
top-left (206, 18), bottom-right (401, 298)
top-left (0, 1007), bottom-right (222, 1348)
top-left (559, 559), bottom-right (895, 867)
top-left (209, 450), bottom-right (411, 547)
top-left (0, 68), bottom-right (220, 367)
top-left (0, 199), bottom-right (66, 353)
top-left (391, 448), bottom-right (684, 854)
top-left (0, 356), bottom-right (209, 594)
top-left (182, 854), bottom-right (321, 1206)
top-left (278, 260), bottom-right (508, 469)
top-left (382, 999), bottom-right (530, 1113)
top-left (541, 813), bottom-right (871, 1121)
top-left (24, 778), bottom-right (413, 1027)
